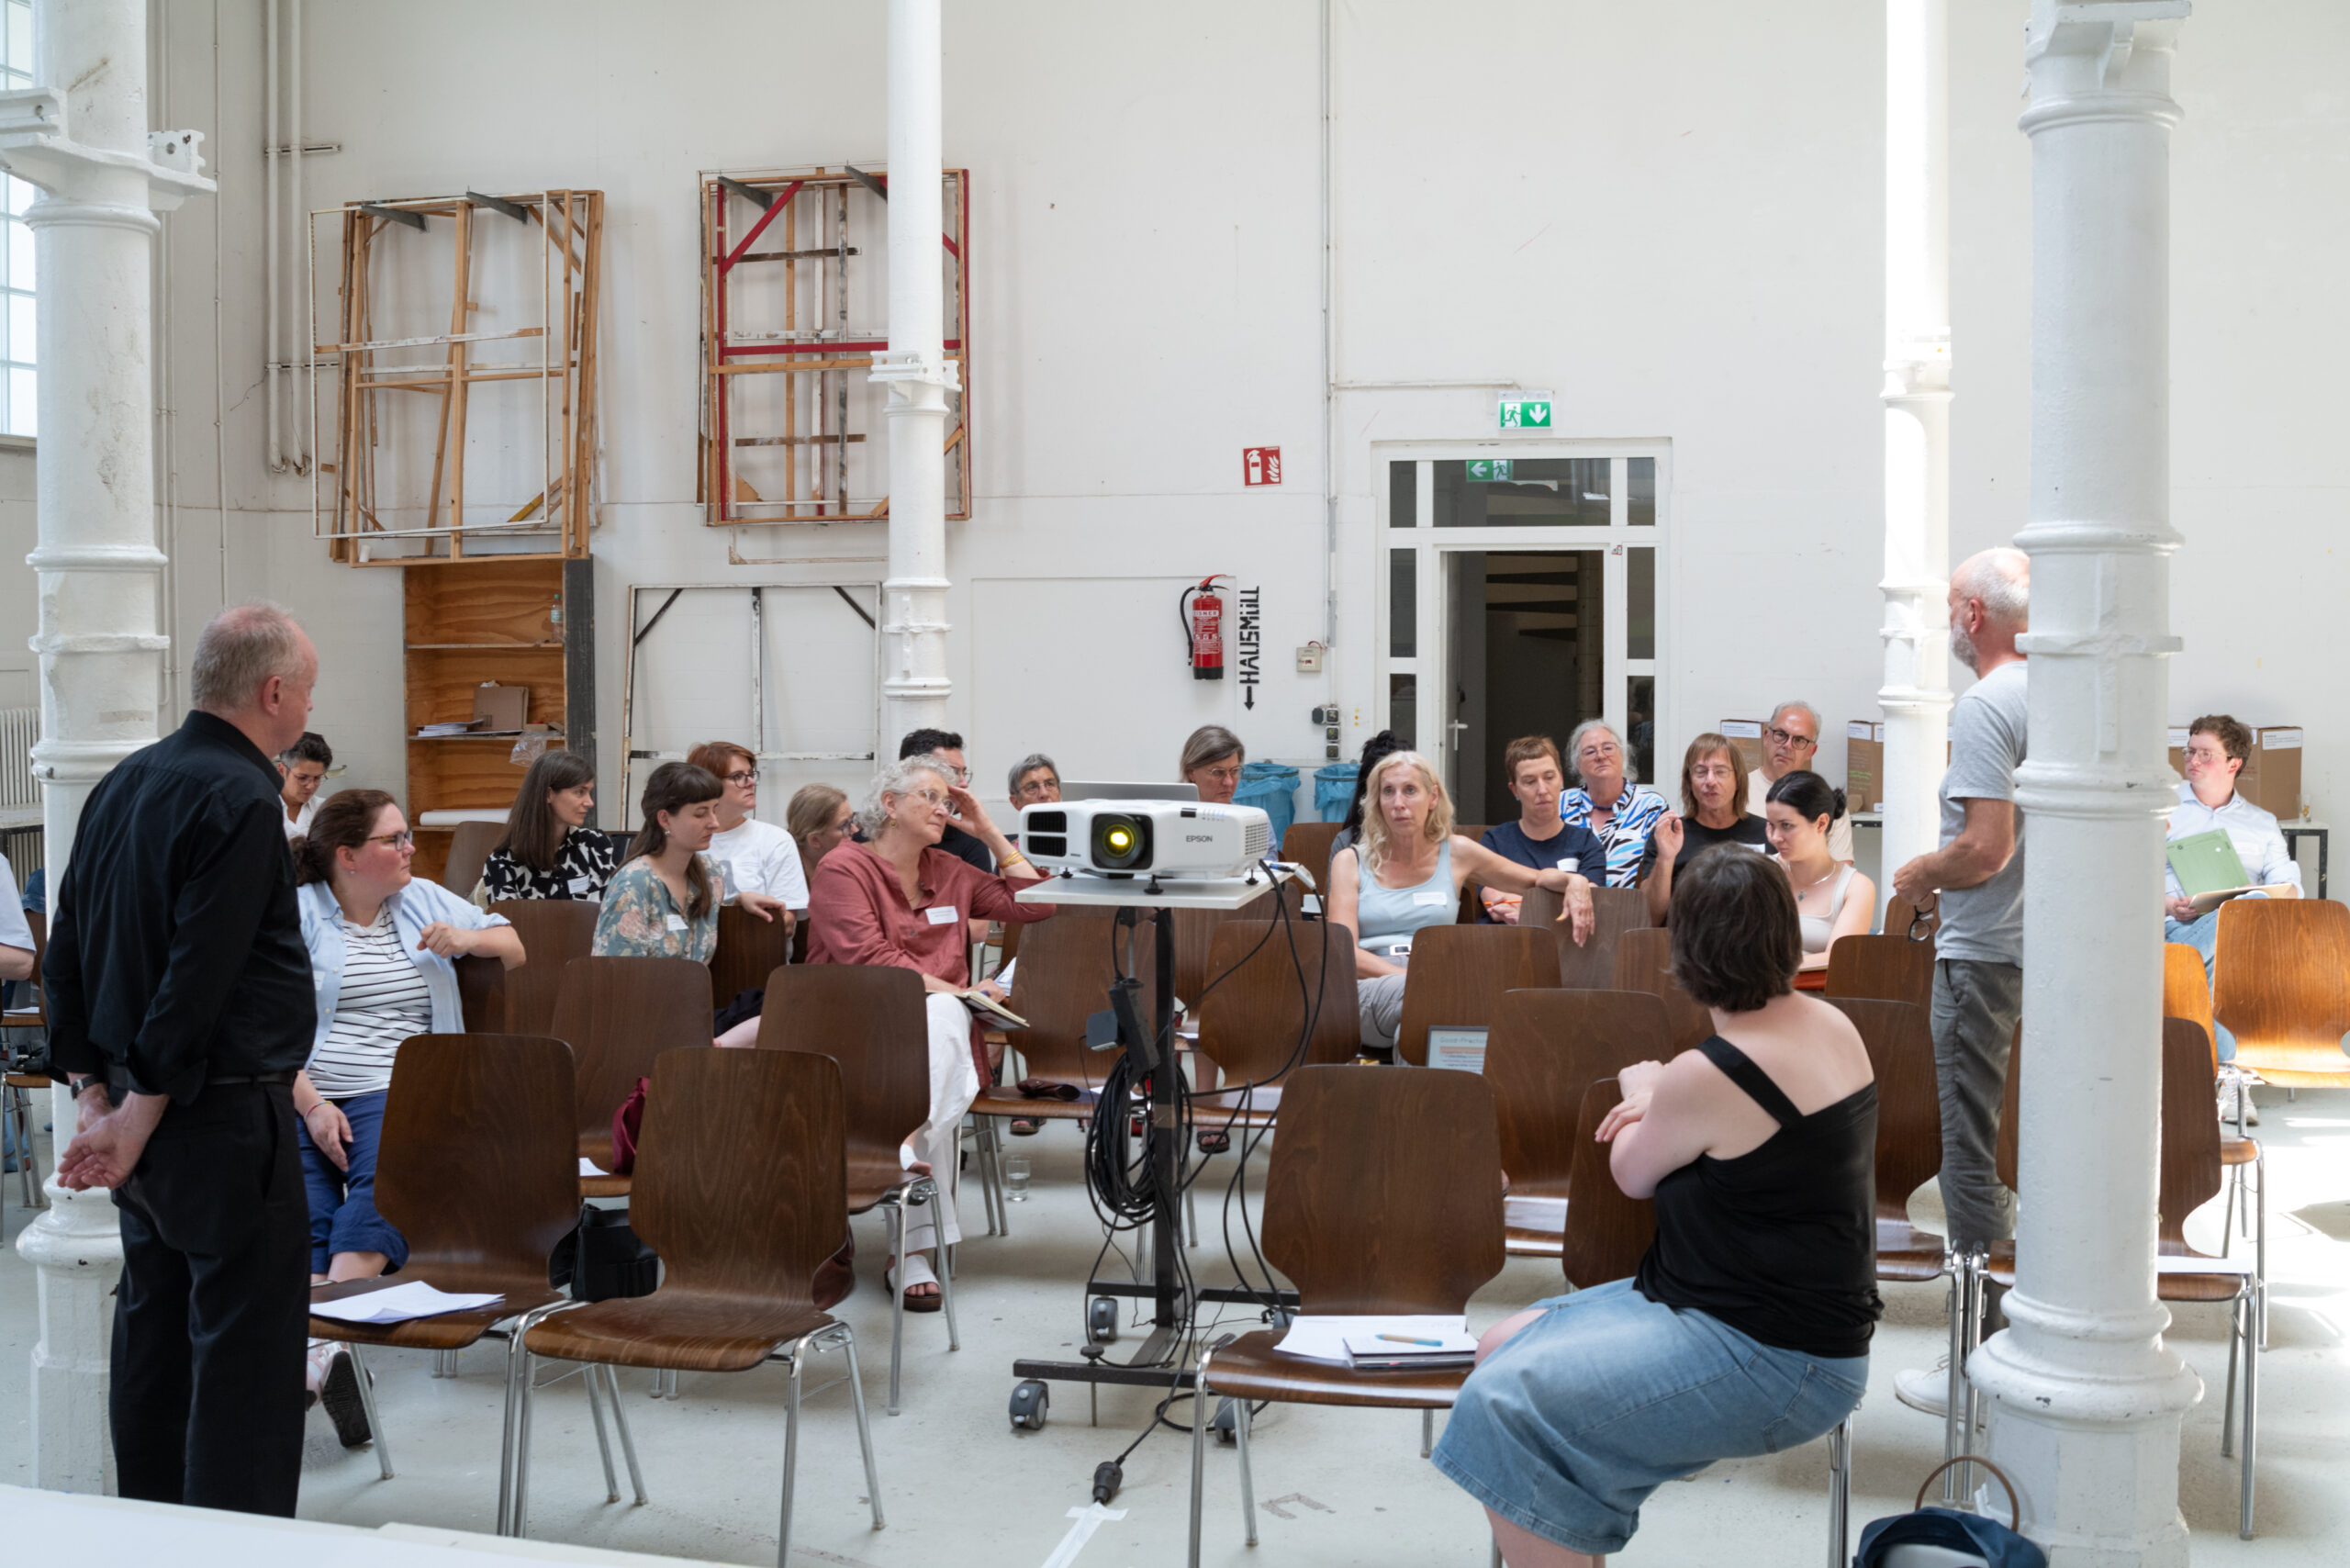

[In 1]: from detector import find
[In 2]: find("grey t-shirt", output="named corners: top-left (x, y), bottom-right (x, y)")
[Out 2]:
top-left (1935, 659), bottom-right (2028, 966)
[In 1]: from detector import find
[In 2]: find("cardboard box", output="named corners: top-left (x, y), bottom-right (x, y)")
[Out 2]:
top-left (2168, 723), bottom-right (2302, 819)
top-left (1718, 719), bottom-right (1767, 777)
top-left (1846, 721), bottom-right (1885, 814)
top-left (473, 681), bottom-right (530, 733)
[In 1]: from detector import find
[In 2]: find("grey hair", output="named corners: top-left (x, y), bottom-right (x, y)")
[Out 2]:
top-left (1769, 700), bottom-right (1822, 737)
top-left (1007, 751), bottom-right (1059, 798)
top-left (1179, 724), bottom-right (1245, 778)
top-left (189, 601), bottom-right (308, 713)
top-left (1952, 547), bottom-right (2031, 629)
top-left (856, 754), bottom-right (953, 836)
top-left (1565, 719), bottom-right (1639, 788)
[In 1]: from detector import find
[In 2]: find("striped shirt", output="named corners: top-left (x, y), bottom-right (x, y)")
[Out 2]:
top-left (1560, 786), bottom-right (1673, 890)
top-left (305, 908), bottom-right (431, 1098)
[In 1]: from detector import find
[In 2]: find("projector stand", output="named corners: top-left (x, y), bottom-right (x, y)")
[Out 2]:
top-left (1007, 870), bottom-right (1300, 1406)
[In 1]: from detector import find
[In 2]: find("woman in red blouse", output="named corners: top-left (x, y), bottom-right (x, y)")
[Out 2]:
top-left (808, 755), bottom-right (1054, 1307)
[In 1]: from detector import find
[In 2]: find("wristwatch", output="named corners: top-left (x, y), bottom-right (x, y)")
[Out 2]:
top-left (68, 1075), bottom-right (99, 1099)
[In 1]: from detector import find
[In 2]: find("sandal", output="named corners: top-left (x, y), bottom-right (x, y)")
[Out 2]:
top-left (888, 1255), bottom-right (944, 1314)
top-left (1196, 1129), bottom-right (1231, 1155)
top-left (1009, 1117), bottom-right (1041, 1137)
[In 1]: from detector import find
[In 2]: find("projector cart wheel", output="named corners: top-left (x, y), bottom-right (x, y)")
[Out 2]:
top-left (1009, 1378), bottom-right (1050, 1431)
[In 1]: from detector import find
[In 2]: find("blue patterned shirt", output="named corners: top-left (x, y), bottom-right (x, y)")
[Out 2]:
top-left (1560, 786), bottom-right (1672, 890)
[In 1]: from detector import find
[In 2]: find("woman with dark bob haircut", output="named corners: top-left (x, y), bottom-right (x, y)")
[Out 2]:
top-left (1433, 847), bottom-right (1879, 1565)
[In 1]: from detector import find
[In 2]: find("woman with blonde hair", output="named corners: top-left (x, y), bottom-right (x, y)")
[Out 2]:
top-left (1325, 751), bottom-right (1597, 1053)
top-left (786, 782), bottom-right (855, 889)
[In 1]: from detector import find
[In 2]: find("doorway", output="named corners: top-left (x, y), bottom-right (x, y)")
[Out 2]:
top-left (1380, 450), bottom-right (1662, 823)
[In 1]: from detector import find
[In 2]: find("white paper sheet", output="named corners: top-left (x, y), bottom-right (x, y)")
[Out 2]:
top-left (309, 1282), bottom-right (505, 1326)
top-left (578, 1157), bottom-right (605, 1176)
top-left (1505, 1195), bottom-right (1568, 1231)
top-left (1274, 1314), bottom-right (1470, 1364)
top-left (1427, 1026), bottom-right (1488, 1073)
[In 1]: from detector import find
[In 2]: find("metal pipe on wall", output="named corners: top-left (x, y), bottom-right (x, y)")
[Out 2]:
top-left (289, 0), bottom-right (303, 473)
top-left (263, 0), bottom-right (281, 472)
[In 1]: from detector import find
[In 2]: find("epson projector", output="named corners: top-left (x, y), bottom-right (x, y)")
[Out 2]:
top-left (1019, 800), bottom-right (1272, 879)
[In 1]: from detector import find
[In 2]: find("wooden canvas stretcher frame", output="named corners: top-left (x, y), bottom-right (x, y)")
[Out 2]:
top-left (698, 165), bottom-right (971, 526)
top-left (312, 189), bottom-right (603, 564)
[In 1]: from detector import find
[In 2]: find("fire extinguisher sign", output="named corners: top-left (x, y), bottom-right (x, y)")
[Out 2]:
top-left (1243, 446), bottom-right (1282, 487)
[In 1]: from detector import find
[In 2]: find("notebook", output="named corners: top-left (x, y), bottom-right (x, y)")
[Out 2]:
top-left (2166, 828), bottom-right (2254, 913)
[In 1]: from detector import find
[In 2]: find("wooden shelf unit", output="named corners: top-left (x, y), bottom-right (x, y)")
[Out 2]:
top-left (402, 556), bottom-right (597, 883)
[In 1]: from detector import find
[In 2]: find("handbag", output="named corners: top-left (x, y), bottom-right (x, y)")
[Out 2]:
top-left (610, 1075), bottom-right (650, 1175)
top-left (1854, 1457), bottom-right (2046, 1568)
top-left (548, 1204), bottom-right (661, 1301)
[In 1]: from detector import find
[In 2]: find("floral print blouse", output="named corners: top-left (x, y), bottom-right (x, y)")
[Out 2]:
top-left (591, 854), bottom-right (725, 962)
top-left (483, 826), bottom-right (619, 903)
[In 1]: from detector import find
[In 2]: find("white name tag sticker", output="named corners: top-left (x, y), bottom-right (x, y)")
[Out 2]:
top-left (567, 877), bottom-right (593, 895)
top-left (1413, 890), bottom-right (1451, 906)
top-left (1427, 1026), bottom-right (1489, 1074)
top-left (663, 913), bottom-right (688, 933)
top-left (1556, 857), bottom-right (1580, 872)
top-left (925, 905), bottom-right (960, 925)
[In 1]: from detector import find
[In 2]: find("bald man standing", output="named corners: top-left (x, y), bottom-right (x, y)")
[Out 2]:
top-left (46, 602), bottom-right (321, 1515)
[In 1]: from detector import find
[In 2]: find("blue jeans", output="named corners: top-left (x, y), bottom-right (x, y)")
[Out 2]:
top-left (297, 1089), bottom-right (408, 1274)
top-left (2164, 911), bottom-right (2235, 1063)
top-left (1432, 1279), bottom-right (1867, 1555)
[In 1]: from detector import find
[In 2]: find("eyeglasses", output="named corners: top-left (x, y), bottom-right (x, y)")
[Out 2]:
top-left (365, 831), bottom-right (416, 850)
top-left (1765, 727), bottom-right (1817, 748)
top-left (907, 789), bottom-right (948, 807)
top-left (725, 770), bottom-right (759, 785)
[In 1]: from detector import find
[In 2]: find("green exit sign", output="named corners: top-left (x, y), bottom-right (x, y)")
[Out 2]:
top-left (1465, 459), bottom-right (1514, 482)
top-left (1498, 396), bottom-right (1553, 430)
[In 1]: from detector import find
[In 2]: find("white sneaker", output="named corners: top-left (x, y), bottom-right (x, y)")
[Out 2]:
top-left (1894, 1359), bottom-right (1953, 1417)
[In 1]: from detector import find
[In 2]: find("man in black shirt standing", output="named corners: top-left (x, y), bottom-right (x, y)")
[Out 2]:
top-left (46, 602), bottom-right (320, 1516)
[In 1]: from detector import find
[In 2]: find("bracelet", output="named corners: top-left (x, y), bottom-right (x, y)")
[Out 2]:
top-left (300, 1102), bottom-right (329, 1120)
top-left (1000, 852), bottom-right (1028, 870)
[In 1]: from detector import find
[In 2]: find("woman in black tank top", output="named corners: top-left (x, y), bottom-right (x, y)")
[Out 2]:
top-left (1432, 848), bottom-right (1881, 1565)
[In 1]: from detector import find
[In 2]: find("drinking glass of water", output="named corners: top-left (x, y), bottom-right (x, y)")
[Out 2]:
top-left (1005, 1155), bottom-right (1033, 1202)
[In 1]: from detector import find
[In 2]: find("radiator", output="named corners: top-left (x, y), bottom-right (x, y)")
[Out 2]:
top-left (0, 706), bottom-right (41, 886)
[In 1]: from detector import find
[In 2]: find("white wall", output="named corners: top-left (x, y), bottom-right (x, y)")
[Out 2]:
top-left (6, 1), bottom-right (2341, 853)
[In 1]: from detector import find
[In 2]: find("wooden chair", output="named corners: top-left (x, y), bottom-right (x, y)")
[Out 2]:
top-left (550, 956), bottom-right (715, 1198)
top-left (1519, 883), bottom-right (1651, 988)
top-left (1825, 933), bottom-right (1935, 1014)
top-left (1454, 824), bottom-right (1491, 923)
top-left (1885, 893), bottom-right (1937, 944)
top-left (307, 1035), bottom-right (597, 1531)
top-left (1485, 991), bottom-right (1668, 1257)
top-left (1169, 879), bottom-right (1305, 1005)
top-left (1821, 998), bottom-right (1944, 1285)
top-left (5, 908), bottom-right (50, 1207)
top-left (1280, 820), bottom-right (1340, 894)
top-left (1190, 918), bottom-right (1361, 1129)
top-left (2213, 898), bottom-right (2350, 1086)
top-left (1393, 924), bottom-right (1561, 1067)
top-left (1978, 1019), bottom-right (2260, 1536)
top-left (711, 901), bottom-right (796, 1010)
top-left (2164, 943), bottom-right (2265, 1330)
top-left (756, 962), bottom-right (957, 1415)
top-left (974, 907), bottom-right (1152, 1127)
top-left (454, 900), bottom-right (599, 1036)
top-left (1610, 926), bottom-right (1713, 1052)
top-left (516, 1048), bottom-right (884, 1564)
top-left (442, 820), bottom-right (504, 899)
top-left (1187, 1066), bottom-right (1505, 1565)
top-left (1556, 1079), bottom-right (1658, 1290)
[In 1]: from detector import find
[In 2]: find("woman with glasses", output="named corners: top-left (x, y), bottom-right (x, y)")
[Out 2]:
top-left (688, 740), bottom-right (810, 921)
top-left (483, 751), bottom-right (616, 902)
top-left (288, 790), bottom-right (522, 1443)
top-left (808, 755), bottom-right (1054, 1308)
top-left (1640, 733), bottom-right (1770, 924)
top-left (1178, 725), bottom-right (1246, 805)
top-left (1561, 720), bottom-right (1673, 890)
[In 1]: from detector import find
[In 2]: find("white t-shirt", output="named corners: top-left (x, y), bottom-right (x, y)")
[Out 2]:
top-left (283, 795), bottom-right (318, 842)
top-left (708, 816), bottom-right (811, 909)
top-left (0, 849), bottom-right (34, 958)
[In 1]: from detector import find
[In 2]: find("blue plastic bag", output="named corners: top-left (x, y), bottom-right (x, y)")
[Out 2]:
top-left (1232, 761), bottom-right (1300, 846)
top-left (1855, 1460), bottom-right (2046, 1568)
top-left (1313, 763), bottom-right (1358, 823)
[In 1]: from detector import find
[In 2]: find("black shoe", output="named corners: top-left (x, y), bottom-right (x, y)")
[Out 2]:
top-left (319, 1349), bottom-right (373, 1449)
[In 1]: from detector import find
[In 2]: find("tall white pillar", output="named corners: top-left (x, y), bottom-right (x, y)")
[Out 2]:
top-left (871, 0), bottom-right (957, 744)
top-left (0, 0), bottom-right (214, 1493)
top-left (1876, 0), bottom-right (1953, 880)
top-left (1970, 5), bottom-right (2199, 1563)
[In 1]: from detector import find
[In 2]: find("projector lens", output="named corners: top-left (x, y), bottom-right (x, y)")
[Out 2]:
top-left (1105, 826), bottom-right (1133, 852)
top-left (1091, 813), bottom-right (1149, 870)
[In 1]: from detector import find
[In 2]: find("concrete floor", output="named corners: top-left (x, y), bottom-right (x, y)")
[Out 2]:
top-left (5, 1086), bottom-right (2347, 1567)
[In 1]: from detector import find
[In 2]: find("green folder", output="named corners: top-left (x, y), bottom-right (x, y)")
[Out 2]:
top-left (2166, 828), bottom-right (2250, 899)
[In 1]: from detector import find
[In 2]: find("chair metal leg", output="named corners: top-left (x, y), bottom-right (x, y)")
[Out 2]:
top-left (927, 1179), bottom-right (961, 1353)
top-left (1236, 1394), bottom-right (1258, 1546)
top-left (1421, 1407), bottom-right (1435, 1459)
top-left (498, 1334), bottom-right (524, 1534)
top-left (1827, 1414), bottom-right (1852, 1568)
top-left (1187, 1182), bottom-right (1199, 1249)
top-left (2221, 1290), bottom-right (2241, 1459)
top-left (887, 1201), bottom-right (906, 1416)
top-left (602, 1365), bottom-right (647, 1504)
top-left (777, 1341), bottom-right (807, 1568)
top-left (347, 1343), bottom-right (394, 1481)
top-left (1188, 1364), bottom-right (1210, 1568)
top-left (837, 1328), bottom-right (885, 1530)
top-left (585, 1359), bottom-right (621, 1503)
top-left (2255, 1147), bottom-right (2268, 1348)
top-left (1491, 1535), bottom-right (1503, 1568)
top-left (514, 1350), bottom-right (541, 1539)
top-left (2241, 1282), bottom-right (2259, 1540)
top-left (1940, 1256), bottom-right (1969, 1499)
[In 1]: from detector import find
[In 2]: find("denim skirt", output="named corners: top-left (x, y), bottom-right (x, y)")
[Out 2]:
top-left (1430, 1279), bottom-right (1867, 1556)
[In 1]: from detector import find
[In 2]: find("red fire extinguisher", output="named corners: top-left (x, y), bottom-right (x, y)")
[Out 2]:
top-left (1180, 575), bottom-right (1228, 681)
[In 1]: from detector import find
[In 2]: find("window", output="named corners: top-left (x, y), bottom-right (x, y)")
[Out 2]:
top-left (2, 0), bottom-right (34, 437)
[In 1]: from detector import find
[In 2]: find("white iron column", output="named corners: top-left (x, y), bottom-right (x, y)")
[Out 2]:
top-left (1970, 5), bottom-right (2199, 1563)
top-left (872, 0), bottom-right (957, 741)
top-left (1, 0), bottom-right (214, 1493)
top-left (1876, 0), bottom-right (1953, 879)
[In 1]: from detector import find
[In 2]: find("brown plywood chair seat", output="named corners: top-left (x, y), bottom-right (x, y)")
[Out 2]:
top-left (1169, 879), bottom-right (1307, 1009)
top-left (974, 906), bottom-right (1145, 1126)
top-left (479, 900), bottom-right (599, 1037)
top-left (1485, 989), bottom-right (1668, 1259)
top-left (1393, 924), bottom-right (1561, 1067)
top-left (1190, 1065), bottom-right (1505, 1559)
top-left (1610, 926), bottom-right (1714, 1053)
top-left (551, 955), bottom-right (714, 1198)
top-left (1824, 933), bottom-right (1935, 1014)
top-left (305, 1034), bottom-right (589, 1526)
top-left (1823, 996), bottom-right (1946, 1283)
top-left (1517, 882), bottom-right (1649, 989)
top-left (1280, 821), bottom-right (1340, 894)
top-left (442, 820), bottom-right (503, 900)
top-left (512, 1048), bottom-right (883, 1563)
top-left (2213, 898), bottom-right (2350, 1086)
top-left (710, 901), bottom-right (794, 1009)
top-left (1189, 917), bottom-right (1360, 1132)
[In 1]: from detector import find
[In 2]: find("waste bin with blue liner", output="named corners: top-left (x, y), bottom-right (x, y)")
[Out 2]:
top-left (1232, 761), bottom-right (1301, 846)
top-left (1313, 763), bottom-right (1359, 824)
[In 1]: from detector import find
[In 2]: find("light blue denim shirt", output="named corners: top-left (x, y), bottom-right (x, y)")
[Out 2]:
top-left (299, 878), bottom-right (510, 1050)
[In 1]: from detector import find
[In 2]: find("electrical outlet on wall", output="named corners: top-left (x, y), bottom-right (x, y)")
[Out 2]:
top-left (1296, 643), bottom-right (1325, 674)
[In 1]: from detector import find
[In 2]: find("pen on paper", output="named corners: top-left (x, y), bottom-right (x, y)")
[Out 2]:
top-left (1377, 1334), bottom-right (1445, 1347)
